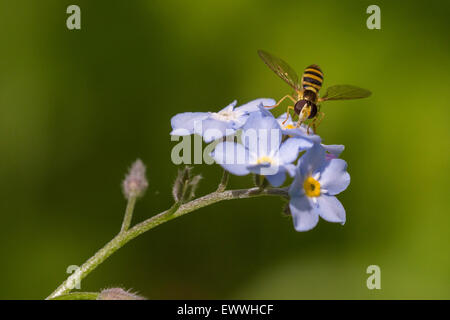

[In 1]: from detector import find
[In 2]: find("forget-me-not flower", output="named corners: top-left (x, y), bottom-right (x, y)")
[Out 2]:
top-left (276, 113), bottom-right (344, 159)
top-left (276, 113), bottom-right (322, 143)
top-left (288, 143), bottom-right (350, 231)
top-left (211, 109), bottom-right (312, 187)
top-left (170, 98), bottom-right (276, 143)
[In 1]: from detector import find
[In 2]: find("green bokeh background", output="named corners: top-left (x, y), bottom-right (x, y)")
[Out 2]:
top-left (0, 0), bottom-right (448, 299)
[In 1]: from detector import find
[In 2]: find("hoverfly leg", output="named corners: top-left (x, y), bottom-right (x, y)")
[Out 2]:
top-left (281, 106), bottom-right (295, 125)
top-left (310, 111), bottom-right (325, 134)
top-left (315, 111), bottom-right (325, 131)
top-left (265, 94), bottom-right (296, 109)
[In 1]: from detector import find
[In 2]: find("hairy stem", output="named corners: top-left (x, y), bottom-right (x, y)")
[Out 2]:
top-left (216, 170), bottom-right (229, 192)
top-left (120, 196), bottom-right (137, 233)
top-left (46, 187), bottom-right (288, 300)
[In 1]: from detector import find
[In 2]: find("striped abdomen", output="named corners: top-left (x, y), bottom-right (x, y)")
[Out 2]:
top-left (302, 64), bottom-right (323, 94)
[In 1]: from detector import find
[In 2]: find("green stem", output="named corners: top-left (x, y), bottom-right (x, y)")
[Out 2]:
top-left (46, 187), bottom-right (288, 300)
top-left (120, 196), bottom-right (137, 233)
top-left (216, 170), bottom-right (229, 192)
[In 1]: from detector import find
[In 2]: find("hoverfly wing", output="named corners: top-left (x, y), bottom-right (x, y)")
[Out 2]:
top-left (319, 85), bottom-right (371, 101)
top-left (258, 50), bottom-right (300, 90)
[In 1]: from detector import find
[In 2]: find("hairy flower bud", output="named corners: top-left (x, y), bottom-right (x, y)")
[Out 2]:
top-left (172, 166), bottom-right (202, 203)
top-left (122, 159), bottom-right (148, 199)
top-left (97, 288), bottom-right (146, 300)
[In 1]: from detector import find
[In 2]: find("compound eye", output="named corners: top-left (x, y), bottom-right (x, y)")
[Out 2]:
top-left (308, 104), bottom-right (318, 119)
top-left (294, 100), bottom-right (308, 114)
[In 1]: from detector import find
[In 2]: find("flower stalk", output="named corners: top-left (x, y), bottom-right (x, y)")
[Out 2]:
top-left (120, 195), bottom-right (137, 233)
top-left (216, 170), bottom-right (229, 192)
top-left (46, 186), bottom-right (288, 300)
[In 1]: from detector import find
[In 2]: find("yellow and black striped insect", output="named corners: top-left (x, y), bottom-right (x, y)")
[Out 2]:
top-left (258, 50), bottom-right (371, 133)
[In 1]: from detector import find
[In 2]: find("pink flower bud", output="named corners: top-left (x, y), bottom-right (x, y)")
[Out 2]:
top-left (97, 288), bottom-right (146, 300)
top-left (122, 159), bottom-right (149, 199)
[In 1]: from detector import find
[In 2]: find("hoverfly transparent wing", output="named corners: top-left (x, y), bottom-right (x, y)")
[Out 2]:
top-left (258, 50), bottom-right (301, 91)
top-left (319, 85), bottom-right (371, 102)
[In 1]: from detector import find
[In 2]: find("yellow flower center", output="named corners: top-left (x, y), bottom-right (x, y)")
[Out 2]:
top-left (303, 176), bottom-right (321, 197)
top-left (284, 124), bottom-right (295, 130)
top-left (256, 156), bottom-right (274, 164)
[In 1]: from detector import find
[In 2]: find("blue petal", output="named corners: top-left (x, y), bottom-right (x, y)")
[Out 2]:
top-left (288, 170), bottom-right (305, 198)
top-left (265, 171), bottom-right (287, 187)
top-left (211, 142), bottom-right (250, 176)
top-left (218, 100), bottom-right (238, 112)
top-left (318, 159), bottom-right (350, 195)
top-left (289, 196), bottom-right (319, 232)
top-left (242, 110), bottom-right (282, 154)
top-left (284, 163), bottom-right (297, 177)
top-left (316, 195), bottom-right (346, 224)
top-left (256, 105), bottom-right (277, 118)
top-left (196, 119), bottom-right (234, 143)
top-left (279, 137), bottom-right (313, 164)
top-left (230, 113), bottom-right (250, 129)
top-left (170, 112), bottom-right (209, 135)
top-left (297, 143), bottom-right (326, 177)
top-left (276, 112), bottom-right (294, 127)
top-left (286, 127), bottom-right (322, 143)
top-left (247, 163), bottom-right (282, 177)
top-left (170, 128), bottom-right (193, 136)
top-left (242, 108), bottom-right (279, 131)
top-left (236, 98), bottom-right (276, 113)
top-left (322, 144), bottom-right (345, 157)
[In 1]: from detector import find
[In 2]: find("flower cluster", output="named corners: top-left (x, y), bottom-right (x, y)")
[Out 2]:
top-left (171, 98), bottom-right (276, 143)
top-left (170, 98), bottom-right (350, 232)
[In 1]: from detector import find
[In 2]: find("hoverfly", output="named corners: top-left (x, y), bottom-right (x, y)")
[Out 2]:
top-left (258, 50), bottom-right (371, 133)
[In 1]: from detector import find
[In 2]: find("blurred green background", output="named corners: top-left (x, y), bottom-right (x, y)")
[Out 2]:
top-left (0, 0), bottom-right (448, 299)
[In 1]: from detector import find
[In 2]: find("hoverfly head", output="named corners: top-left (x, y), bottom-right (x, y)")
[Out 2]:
top-left (294, 100), bottom-right (311, 121)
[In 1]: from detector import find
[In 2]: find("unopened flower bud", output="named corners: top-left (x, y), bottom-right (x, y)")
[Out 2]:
top-left (122, 159), bottom-right (148, 199)
top-left (172, 166), bottom-right (202, 203)
top-left (97, 288), bottom-right (146, 300)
